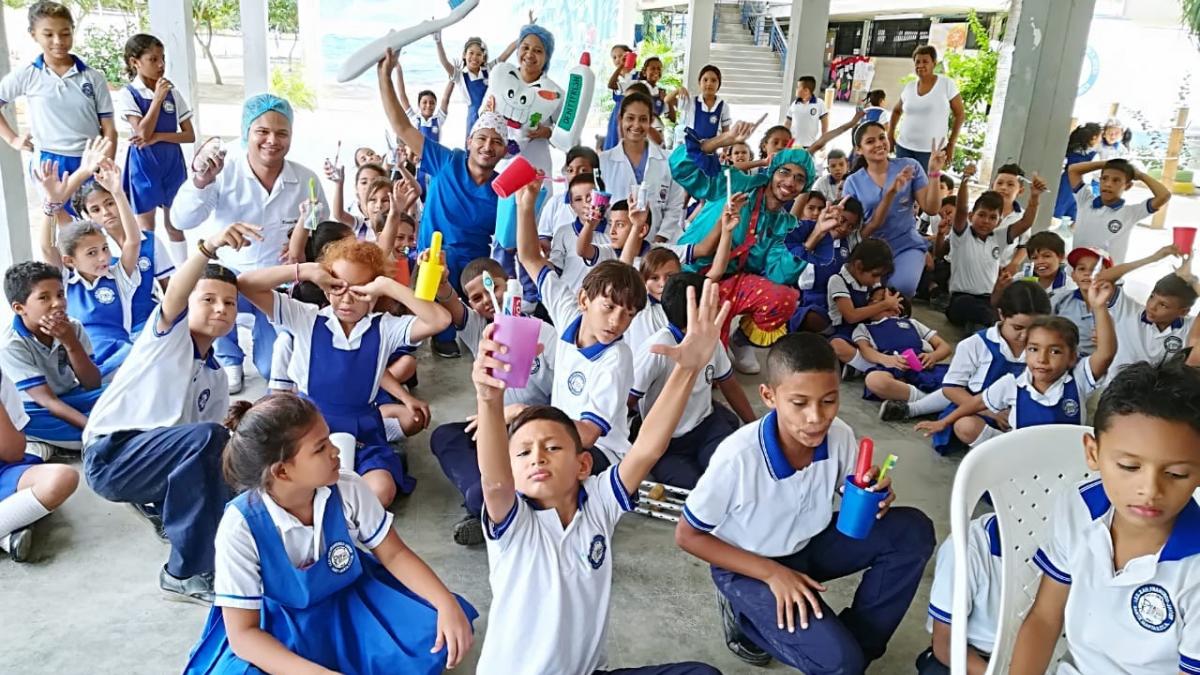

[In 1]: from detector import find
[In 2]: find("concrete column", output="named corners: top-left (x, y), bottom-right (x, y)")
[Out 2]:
top-left (616, 0), bottom-right (640, 47)
top-left (150, 0), bottom-right (201, 140)
top-left (0, 7), bottom-right (32, 270)
top-left (979, 0), bottom-right (1097, 233)
top-left (778, 0), bottom-right (832, 123)
top-left (683, 0), bottom-right (715, 90)
top-left (240, 0), bottom-right (270, 97)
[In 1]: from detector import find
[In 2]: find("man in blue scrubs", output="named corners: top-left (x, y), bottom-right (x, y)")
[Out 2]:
top-left (378, 48), bottom-right (506, 357)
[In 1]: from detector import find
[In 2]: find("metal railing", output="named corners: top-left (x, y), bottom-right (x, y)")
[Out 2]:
top-left (769, 16), bottom-right (787, 65)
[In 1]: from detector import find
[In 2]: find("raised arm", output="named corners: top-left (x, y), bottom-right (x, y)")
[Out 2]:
top-left (515, 180), bottom-right (552, 281)
top-left (619, 280), bottom-right (730, 493)
top-left (952, 165), bottom-right (972, 236)
top-left (473, 324), bottom-right (518, 522)
top-left (1135, 166), bottom-right (1172, 212)
top-left (862, 166), bottom-right (912, 239)
top-left (1086, 281), bottom-right (1118, 379)
top-left (575, 214), bottom-right (602, 262)
top-left (1007, 174), bottom-right (1046, 243)
top-left (1066, 160), bottom-right (1106, 191)
top-left (922, 145), bottom-right (946, 215)
top-left (707, 193), bottom-right (747, 279)
top-left (620, 204), bottom-right (650, 266)
top-left (494, 38), bottom-right (519, 64)
top-left (160, 223), bottom-right (263, 330)
top-left (377, 49), bottom-right (425, 155)
top-left (395, 61), bottom-right (413, 112)
top-left (348, 270), bottom-right (452, 343)
top-left (236, 262), bottom-right (342, 319)
top-left (92, 159), bottom-right (143, 277)
top-left (806, 108), bottom-right (865, 154)
top-left (433, 32), bottom-right (455, 77)
top-left (440, 79), bottom-right (455, 115)
top-left (1096, 245), bottom-right (1179, 284)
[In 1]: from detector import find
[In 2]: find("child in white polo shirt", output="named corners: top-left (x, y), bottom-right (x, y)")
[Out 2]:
top-left (945, 186), bottom-right (1034, 330)
top-left (429, 256), bottom-right (557, 546)
top-left (676, 332), bottom-right (936, 672)
top-left (1066, 158), bottom-right (1171, 263)
top-left (471, 276), bottom-right (728, 675)
top-left (550, 173), bottom-right (612, 293)
top-left (1107, 264), bottom-right (1200, 378)
top-left (987, 163), bottom-right (1045, 270)
top-left (517, 181), bottom-right (643, 472)
top-left (917, 287), bottom-right (1116, 445)
top-left (0, 1), bottom-right (116, 203)
top-left (916, 514), bottom-right (1004, 675)
top-left (630, 271), bottom-right (756, 489)
top-left (785, 76), bottom-right (827, 148)
top-left (1013, 359), bottom-right (1200, 675)
top-left (0, 367), bottom-right (78, 563)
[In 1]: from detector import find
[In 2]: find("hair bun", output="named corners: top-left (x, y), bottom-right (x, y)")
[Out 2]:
top-left (224, 400), bottom-right (254, 431)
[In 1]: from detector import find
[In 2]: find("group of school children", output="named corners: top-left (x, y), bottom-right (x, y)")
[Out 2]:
top-left (1, 2), bottom-right (1199, 673)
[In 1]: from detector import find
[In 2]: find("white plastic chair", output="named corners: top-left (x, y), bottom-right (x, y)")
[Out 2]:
top-left (948, 424), bottom-right (1095, 674)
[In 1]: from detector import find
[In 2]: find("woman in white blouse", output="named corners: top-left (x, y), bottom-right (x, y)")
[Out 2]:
top-left (888, 45), bottom-right (965, 169)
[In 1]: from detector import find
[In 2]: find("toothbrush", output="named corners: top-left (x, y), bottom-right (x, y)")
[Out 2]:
top-left (877, 454), bottom-right (898, 483)
top-left (482, 271), bottom-right (502, 316)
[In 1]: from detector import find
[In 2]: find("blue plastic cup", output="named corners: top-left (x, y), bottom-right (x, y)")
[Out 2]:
top-left (836, 475), bottom-right (888, 539)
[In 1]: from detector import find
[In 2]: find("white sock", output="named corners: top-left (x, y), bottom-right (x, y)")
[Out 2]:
top-left (906, 384), bottom-right (924, 402)
top-left (908, 390), bottom-right (951, 416)
top-left (384, 416), bottom-right (405, 442)
top-left (0, 489), bottom-right (50, 546)
top-left (166, 238), bottom-right (189, 269)
top-left (848, 352), bottom-right (874, 372)
top-left (969, 424), bottom-right (1003, 448)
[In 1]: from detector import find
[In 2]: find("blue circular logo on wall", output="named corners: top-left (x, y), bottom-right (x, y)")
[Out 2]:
top-left (1077, 46), bottom-right (1099, 97)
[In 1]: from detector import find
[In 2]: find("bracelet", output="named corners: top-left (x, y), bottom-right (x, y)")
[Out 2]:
top-left (41, 200), bottom-right (62, 216)
top-left (435, 287), bottom-right (454, 302)
top-left (197, 239), bottom-right (218, 260)
top-left (928, 171), bottom-right (942, 179)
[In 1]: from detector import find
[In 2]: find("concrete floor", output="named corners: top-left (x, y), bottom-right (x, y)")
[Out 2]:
top-left (0, 306), bottom-right (972, 675)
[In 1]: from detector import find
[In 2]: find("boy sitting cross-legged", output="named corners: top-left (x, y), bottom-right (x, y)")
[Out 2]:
top-left (675, 332), bottom-right (936, 672)
top-left (471, 278), bottom-right (729, 675)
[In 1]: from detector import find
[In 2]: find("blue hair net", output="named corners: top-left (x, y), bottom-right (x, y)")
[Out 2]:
top-left (768, 148), bottom-right (816, 192)
top-left (518, 24), bottom-right (555, 71)
top-left (241, 94), bottom-right (294, 141)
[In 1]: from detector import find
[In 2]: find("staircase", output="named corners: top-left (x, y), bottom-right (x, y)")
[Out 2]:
top-left (708, 3), bottom-right (785, 105)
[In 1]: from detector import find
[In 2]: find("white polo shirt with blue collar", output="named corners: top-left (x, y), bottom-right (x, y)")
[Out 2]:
top-left (0, 54), bottom-right (113, 155)
top-left (683, 413), bottom-right (857, 557)
top-left (1109, 286), bottom-right (1195, 377)
top-left (787, 96), bottom-right (827, 148)
top-left (1034, 478), bottom-right (1200, 675)
top-left (549, 219), bottom-right (611, 293)
top-left (479, 466), bottom-right (637, 674)
top-left (927, 514), bottom-right (1003, 655)
top-left (537, 266), bottom-right (634, 464)
top-left (1072, 185), bottom-right (1156, 264)
top-left (630, 323), bottom-right (733, 436)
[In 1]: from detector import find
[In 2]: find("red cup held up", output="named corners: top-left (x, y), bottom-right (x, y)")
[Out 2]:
top-left (492, 156), bottom-right (539, 199)
top-left (1173, 226), bottom-right (1197, 254)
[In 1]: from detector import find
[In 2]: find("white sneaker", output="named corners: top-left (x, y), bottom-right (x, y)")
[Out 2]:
top-left (24, 441), bottom-right (55, 461)
top-left (224, 365), bottom-right (244, 395)
top-left (730, 342), bottom-right (761, 375)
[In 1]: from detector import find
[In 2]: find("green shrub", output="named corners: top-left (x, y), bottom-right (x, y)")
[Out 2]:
top-left (77, 25), bottom-right (128, 85)
top-left (270, 65), bottom-right (316, 111)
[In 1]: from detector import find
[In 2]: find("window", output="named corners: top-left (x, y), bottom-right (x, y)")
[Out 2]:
top-left (867, 18), bottom-right (932, 58)
top-left (830, 21), bottom-right (864, 56)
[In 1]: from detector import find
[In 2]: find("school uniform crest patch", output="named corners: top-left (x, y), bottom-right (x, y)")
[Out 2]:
top-left (1165, 336), bottom-right (1183, 353)
top-left (709, 114), bottom-right (718, 125)
top-left (704, 364), bottom-right (715, 384)
top-left (95, 287), bottom-right (116, 304)
top-left (1107, 219), bottom-right (1122, 234)
top-left (1131, 584), bottom-right (1174, 632)
top-left (587, 534), bottom-right (607, 569)
top-left (162, 100), bottom-right (176, 114)
top-left (197, 388), bottom-right (210, 412)
top-left (1061, 398), bottom-right (1079, 418)
top-left (81, 82), bottom-right (95, 99)
top-left (568, 371), bottom-right (586, 395)
top-left (138, 256), bottom-right (152, 272)
top-left (991, 246), bottom-right (1001, 260)
top-left (530, 356), bottom-right (541, 375)
top-left (327, 541), bottom-right (354, 573)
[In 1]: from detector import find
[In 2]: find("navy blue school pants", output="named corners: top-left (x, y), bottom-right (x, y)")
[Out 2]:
top-left (595, 663), bottom-right (721, 674)
top-left (652, 404), bottom-right (739, 489)
top-left (84, 423), bottom-right (233, 578)
top-left (712, 507), bottom-right (935, 675)
top-left (430, 422), bottom-right (484, 517)
top-left (431, 421), bottom-right (612, 517)
top-left (214, 294), bottom-right (276, 381)
top-left (914, 647), bottom-right (951, 675)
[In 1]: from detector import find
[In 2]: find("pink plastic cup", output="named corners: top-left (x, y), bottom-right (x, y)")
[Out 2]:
top-left (492, 156), bottom-right (539, 199)
top-left (492, 314), bottom-right (542, 389)
top-left (901, 348), bottom-right (924, 372)
top-left (1173, 226), bottom-right (1197, 254)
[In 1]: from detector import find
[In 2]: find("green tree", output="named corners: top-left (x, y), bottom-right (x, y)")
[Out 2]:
top-left (268, 0), bottom-right (300, 63)
top-left (192, 0), bottom-right (237, 85)
top-left (1183, 0), bottom-right (1200, 40)
top-left (939, 11), bottom-right (998, 169)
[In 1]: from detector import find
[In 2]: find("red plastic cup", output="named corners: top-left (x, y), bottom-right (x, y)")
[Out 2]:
top-left (492, 156), bottom-right (539, 199)
top-left (624, 51), bottom-right (637, 70)
top-left (492, 314), bottom-right (543, 389)
top-left (1173, 226), bottom-right (1197, 254)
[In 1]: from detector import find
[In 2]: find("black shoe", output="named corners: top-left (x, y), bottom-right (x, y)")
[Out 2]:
top-left (159, 567), bottom-right (214, 605)
top-left (403, 372), bottom-right (419, 388)
top-left (127, 502), bottom-right (168, 542)
top-left (717, 591), bottom-right (772, 666)
top-left (452, 515), bottom-right (485, 546)
top-left (5, 528), bottom-right (33, 563)
top-left (879, 400), bottom-right (910, 422)
top-left (432, 339), bottom-right (461, 359)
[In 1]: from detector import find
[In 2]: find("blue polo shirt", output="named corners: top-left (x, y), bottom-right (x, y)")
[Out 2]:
top-left (843, 157), bottom-right (930, 257)
top-left (416, 141), bottom-right (498, 275)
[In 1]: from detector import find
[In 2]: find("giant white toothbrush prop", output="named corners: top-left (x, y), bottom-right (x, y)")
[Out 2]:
top-left (336, 0), bottom-right (480, 83)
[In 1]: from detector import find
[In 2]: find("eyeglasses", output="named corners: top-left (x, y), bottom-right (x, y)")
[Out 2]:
top-left (773, 167), bottom-right (806, 182)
